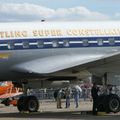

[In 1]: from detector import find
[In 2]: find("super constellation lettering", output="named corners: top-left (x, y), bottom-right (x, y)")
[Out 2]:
top-left (32, 29), bottom-right (63, 37)
top-left (66, 29), bottom-right (120, 36)
top-left (1, 28), bottom-right (120, 39)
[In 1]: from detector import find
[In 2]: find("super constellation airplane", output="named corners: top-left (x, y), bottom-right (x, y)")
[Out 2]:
top-left (0, 21), bottom-right (120, 112)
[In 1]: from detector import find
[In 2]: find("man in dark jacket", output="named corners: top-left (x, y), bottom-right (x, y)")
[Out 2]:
top-left (91, 83), bottom-right (99, 115)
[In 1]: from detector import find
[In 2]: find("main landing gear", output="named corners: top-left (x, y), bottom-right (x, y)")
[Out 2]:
top-left (97, 94), bottom-right (120, 113)
top-left (17, 82), bottom-right (39, 112)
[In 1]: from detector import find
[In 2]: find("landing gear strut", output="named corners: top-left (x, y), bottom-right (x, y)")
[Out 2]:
top-left (17, 82), bottom-right (39, 112)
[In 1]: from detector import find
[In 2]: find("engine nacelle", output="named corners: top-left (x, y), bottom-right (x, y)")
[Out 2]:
top-left (28, 80), bottom-right (70, 89)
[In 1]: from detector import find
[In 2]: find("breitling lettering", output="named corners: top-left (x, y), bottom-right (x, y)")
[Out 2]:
top-left (0, 31), bottom-right (28, 38)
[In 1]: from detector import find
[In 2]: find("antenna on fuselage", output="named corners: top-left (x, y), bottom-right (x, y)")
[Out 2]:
top-left (41, 20), bottom-right (45, 22)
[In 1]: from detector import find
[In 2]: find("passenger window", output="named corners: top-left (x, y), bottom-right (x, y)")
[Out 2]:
top-left (97, 39), bottom-right (103, 46)
top-left (63, 40), bottom-right (69, 47)
top-left (108, 38), bottom-right (115, 45)
top-left (23, 41), bottom-right (29, 48)
top-left (82, 39), bottom-right (89, 46)
top-left (52, 40), bottom-right (59, 47)
top-left (7, 42), bottom-right (14, 49)
top-left (37, 41), bottom-right (44, 48)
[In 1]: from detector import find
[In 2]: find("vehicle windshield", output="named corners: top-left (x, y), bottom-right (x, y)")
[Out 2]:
top-left (0, 82), bottom-right (7, 86)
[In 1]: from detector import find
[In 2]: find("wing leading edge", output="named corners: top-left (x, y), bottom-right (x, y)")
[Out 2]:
top-left (11, 51), bottom-right (120, 75)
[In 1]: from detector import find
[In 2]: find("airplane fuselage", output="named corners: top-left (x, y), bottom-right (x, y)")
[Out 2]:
top-left (0, 21), bottom-right (120, 80)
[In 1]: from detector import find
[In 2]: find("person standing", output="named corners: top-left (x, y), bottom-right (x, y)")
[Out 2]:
top-left (54, 89), bottom-right (58, 102)
top-left (56, 89), bottom-right (62, 109)
top-left (91, 83), bottom-right (99, 115)
top-left (65, 87), bottom-right (71, 108)
top-left (73, 85), bottom-right (82, 108)
top-left (82, 86), bottom-right (87, 101)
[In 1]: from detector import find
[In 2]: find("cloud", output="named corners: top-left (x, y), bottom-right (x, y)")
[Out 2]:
top-left (113, 12), bottom-right (120, 20)
top-left (115, 13), bottom-right (120, 17)
top-left (0, 3), bottom-right (110, 22)
top-left (55, 7), bottom-right (109, 21)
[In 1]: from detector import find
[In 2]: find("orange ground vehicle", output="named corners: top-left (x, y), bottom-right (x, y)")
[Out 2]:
top-left (0, 81), bottom-right (23, 106)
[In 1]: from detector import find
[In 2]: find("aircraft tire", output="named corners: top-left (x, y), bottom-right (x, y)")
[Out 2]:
top-left (97, 98), bottom-right (105, 111)
top-left (107, 94), bottom-right (120, 113)
top-left (26, 96), bottom-right (39, 112)
top-left (97, 95), bottom-right (108, 112)
top-left (17, 96), bottom-right (28, 112)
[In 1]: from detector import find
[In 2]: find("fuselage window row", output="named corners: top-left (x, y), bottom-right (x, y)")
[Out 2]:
top-left (1, 38), bottom-right (119, 50)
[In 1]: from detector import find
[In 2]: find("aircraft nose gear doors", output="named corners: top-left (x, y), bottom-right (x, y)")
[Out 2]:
top-left (17, 96), bottom-right (39, 112)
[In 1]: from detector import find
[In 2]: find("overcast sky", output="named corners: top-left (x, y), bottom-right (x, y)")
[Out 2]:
top-left (0, 0), bottom-right (120, 22)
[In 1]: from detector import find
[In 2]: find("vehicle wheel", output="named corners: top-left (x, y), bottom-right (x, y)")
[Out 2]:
top-left (108, 95), bottom-right (120, 113)
top-left (27, 96), bottom-right (39, 112)
top-left (17, 96), bottom-right (28, 112)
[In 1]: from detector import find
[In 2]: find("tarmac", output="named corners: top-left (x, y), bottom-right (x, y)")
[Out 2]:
top-left (0, 99), bottom-right (120, 120)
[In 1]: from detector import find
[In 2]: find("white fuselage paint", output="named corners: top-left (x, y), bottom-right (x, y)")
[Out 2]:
top-left (0, 21), bottom-right (120, 80)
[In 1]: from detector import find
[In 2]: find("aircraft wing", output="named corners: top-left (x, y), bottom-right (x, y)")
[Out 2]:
top-left (12, 51), bottom-right (120, 74)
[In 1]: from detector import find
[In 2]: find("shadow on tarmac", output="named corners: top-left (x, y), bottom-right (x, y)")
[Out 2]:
top-left (0, 111), bottom-right (120, 120)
